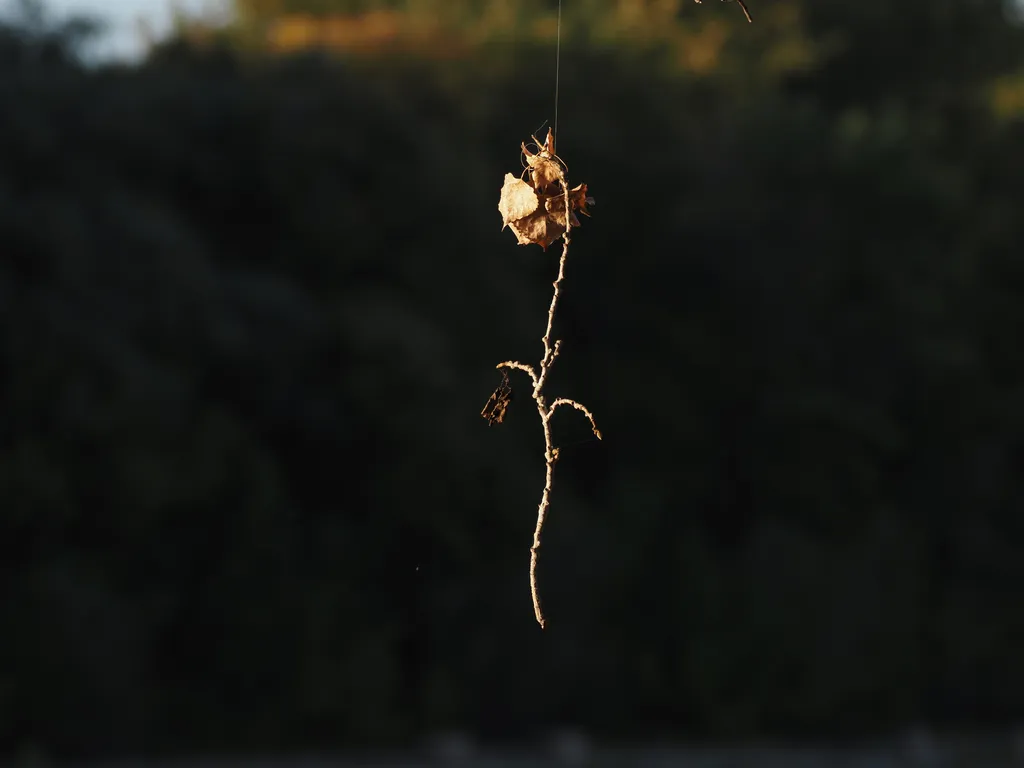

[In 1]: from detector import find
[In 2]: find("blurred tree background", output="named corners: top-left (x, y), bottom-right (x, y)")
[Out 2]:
top-left (3, 0), bottom-right (1024, 759)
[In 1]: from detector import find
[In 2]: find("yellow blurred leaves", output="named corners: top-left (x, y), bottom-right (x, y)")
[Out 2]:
top-left (265, 10), bottom-right (466, 57)
top-left (991, 74), bottom-right (1024, 120)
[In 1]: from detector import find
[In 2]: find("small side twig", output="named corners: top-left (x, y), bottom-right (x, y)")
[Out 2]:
top-left (495, 360), bottom-right (538, 387)
top-left (550, 398), bottom-right (603, 441)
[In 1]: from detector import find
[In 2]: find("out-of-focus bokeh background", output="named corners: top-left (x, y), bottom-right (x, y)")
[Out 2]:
top-left (4, 0), bottom-right (1024, 765)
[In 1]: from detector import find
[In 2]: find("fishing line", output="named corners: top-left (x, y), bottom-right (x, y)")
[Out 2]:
top-left (553, 0), bottom-right (562, 148)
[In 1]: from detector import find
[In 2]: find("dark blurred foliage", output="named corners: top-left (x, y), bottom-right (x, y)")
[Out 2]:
top-left (4, 0), bottom-right (1024, 759)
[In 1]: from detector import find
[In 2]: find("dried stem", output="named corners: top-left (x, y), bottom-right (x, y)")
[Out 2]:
top-left (495, 172), bottom-right (602, 630)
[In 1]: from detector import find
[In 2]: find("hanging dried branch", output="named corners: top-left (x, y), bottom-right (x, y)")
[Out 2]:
top-left (485, 128), bottom-right (600, 630)
top-left (694, 0), bottom-right (752, 23)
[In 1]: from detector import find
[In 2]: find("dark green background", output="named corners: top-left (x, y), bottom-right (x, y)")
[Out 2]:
top-left (3, 0), bottom-right (1024, 758)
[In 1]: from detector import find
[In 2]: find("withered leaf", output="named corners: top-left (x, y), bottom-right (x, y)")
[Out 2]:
top-left (569, 183), bottom-right (594, 217)
top-left (522, 145), bottom-right (565, 194)
top-left (481, 371), bottom-right (513, 426)
top-left (507, 205), bottom-right (566, 251)
top-left (542, 193), bottom-right (572, 231)
top-left (498, 173), bottom-right (540, 228)
top-left (499, 132), bottom-right (593, 250)
top-left (542, 127), bottom-right (556, 155)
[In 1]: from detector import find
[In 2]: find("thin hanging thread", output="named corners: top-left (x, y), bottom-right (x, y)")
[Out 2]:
top-left (553, 0), bottom-right (562, 148)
